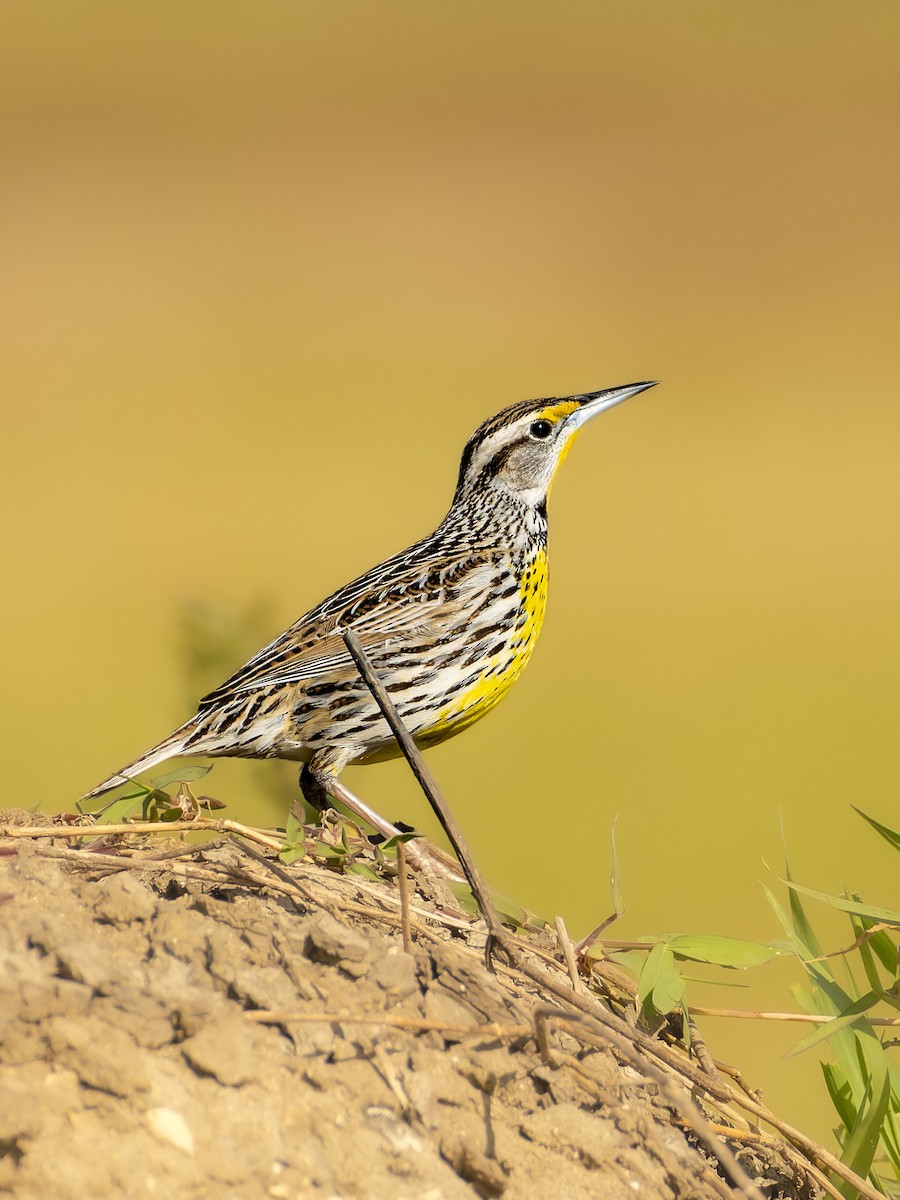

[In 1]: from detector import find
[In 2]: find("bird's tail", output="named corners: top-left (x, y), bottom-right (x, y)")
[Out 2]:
top-left (80, 718), bottom-right (199, 802)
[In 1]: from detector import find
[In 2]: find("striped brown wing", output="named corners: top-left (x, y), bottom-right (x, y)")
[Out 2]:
top-left (196, 552), bottom-right (496, 710)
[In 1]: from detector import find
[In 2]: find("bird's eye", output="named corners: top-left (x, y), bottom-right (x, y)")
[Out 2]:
top-left (530, 419), bottom-right (553, 440)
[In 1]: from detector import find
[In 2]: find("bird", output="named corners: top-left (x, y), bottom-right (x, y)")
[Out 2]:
top-left (83, 381), bottom-right (656, 848)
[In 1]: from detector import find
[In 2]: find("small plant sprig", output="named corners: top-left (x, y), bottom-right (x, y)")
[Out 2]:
top-left (761, 808), bottom-right (900, 1198)
top-left (587, 810), bottom-right (900, 1198)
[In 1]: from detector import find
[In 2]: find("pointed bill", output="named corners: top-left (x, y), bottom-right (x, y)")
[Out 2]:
top-left (564, 380), bottom-right (658, 432)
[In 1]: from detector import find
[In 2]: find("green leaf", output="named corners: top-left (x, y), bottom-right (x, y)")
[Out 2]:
top-left (160, 806), bottom-right (186, 822)
top-left (652, 964), bottom-right (686, 1013)
top-left (609, 816), bottom-right (625, 917)
top-left (292, 796), bottom-right (319, 824)
top-left (345, 862), bottom-right (378, 880)
top-left (637, 942), bottom-right (684, 1017)
top-left (851, 915), bottom-right (896, 994)
top-left (785, 991), bottom-right (881, 1058)
top-left (491, 892), bottom-right (529, 930)
top-left (786, 923), bottom-right (873, 1110)
top-left (878, 1106), bottom-right (900, 1176)
top-left (443, 882), bottom-right (532, 928)
top-left (760, 883), bottom-right (796, 942)
top-left (855, 1028), bottom-right (900, 1112)
top-left (379, 831), bottom-right (422, 851)
top-left (278, 811), bottom-right (306, 864)
top-left (782, 879), bottom-right (900, 927)
top-left (636, 942), bottom-right (667, 1007)
top-left (279, 841), bottom-right (306, 865)
top-left (784, 859), bottom-right (825, 960)
top-left (446, 881), bottom-right (479, 917)
top-left (149, 765), bottom-right (212, 789)
top-left (142, 789), bottom-right (175, 821)
top-left (93, 793), bottom-right (145, 825)
top-left (866, 928), bottom-right (899, 978)
top-left (77, 780), bottom-right (151, 816)
top-left (853, 806), bottom-right (900, 853)
top-left (822, 1061), bottom-right (855, 1133)
top-left (664, 934), bottom-right (785, 969)
top-left (314, 841), bottom-right (347, 861)
top-left (604, 949), bottom-right (646, 980)
top-left (839, 1058), bottom-right (891, 1196)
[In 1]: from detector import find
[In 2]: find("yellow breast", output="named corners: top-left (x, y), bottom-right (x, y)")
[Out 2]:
top-left (419, 549), bottom-right (549, 745)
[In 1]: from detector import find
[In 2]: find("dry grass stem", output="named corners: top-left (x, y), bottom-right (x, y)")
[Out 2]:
top-left (691, 1005), bottom-right (900, 1027)
top-left (245, 1010), bottom-right (531, 1038)
top-left (533, 1006), bottom-right (765, 1200)
top-left (343, 628), bottom-right (508, 961)
top-left (396, 840), bottom-right (413, 953)
top-left (0, 818), bottom-right (284, 851)
top-left (554, 915), bottom-right (584, 994)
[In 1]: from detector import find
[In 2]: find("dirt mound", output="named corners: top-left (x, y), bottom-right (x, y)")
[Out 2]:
top-left (0, 812), bottom-right (824, 1199)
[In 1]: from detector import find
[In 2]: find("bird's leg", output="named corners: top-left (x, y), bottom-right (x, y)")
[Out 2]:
top-left (298, 760), bottom-right (462, 882)
top-left (298, 762), bottom-right (331, 813)
top-left (299, 761), bottom-right (399, 840)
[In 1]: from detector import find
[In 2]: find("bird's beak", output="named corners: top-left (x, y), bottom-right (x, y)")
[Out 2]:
top-left (564, 380), bottom-right (658, 432)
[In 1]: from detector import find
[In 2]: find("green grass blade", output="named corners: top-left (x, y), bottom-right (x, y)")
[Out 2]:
top-left (853, 806), bottom-right (900, 852)
top-left (822, 1061), bottom-right (855, 1134)
top-left (782, 856), bottom-right (826, 961)
top-left (838, 1058), bottom-right (891, 1197)
top-left (785, 991), bottom-right (881, 1058)
top-left (609, 816), bottom-right (625, 917)
top-left (864, 927), bottom-right (899, 979)
top-left (878, 1106), bottom-right (900, 1178)
top-left (781, 878), bottom-right (900, 927)
top-left (850, 913), bottom-right (895, 994)
top-left (761, 883), bottom-right (799, 943)
top-left (792, 972), bottom-right (868, 1102)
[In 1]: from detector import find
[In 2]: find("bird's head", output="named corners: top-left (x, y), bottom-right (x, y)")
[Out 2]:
top-left (453, 381), bottom-right (657, 512)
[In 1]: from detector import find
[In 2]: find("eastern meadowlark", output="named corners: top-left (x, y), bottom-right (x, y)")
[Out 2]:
top-left (83, 382), bottom-right (655, 836)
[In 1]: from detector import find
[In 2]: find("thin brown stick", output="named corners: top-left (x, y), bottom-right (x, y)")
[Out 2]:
top-left (508, 955), bottom-right (883, 1200)
top-left (575, 912), bottom-right (623, 956)
top-left (245, 1010), bottom-right (530, 1039)
top-left (687, 1015), bottom-right (720, 1079)
top-left (540, 1003), bottom-right (854, 1200)
top-left (231, 838), bottom-right (323, 908)
top-left (342, 628), bottom-right (509, 967)
top-left (23, 836), bottom-right (471, 943)
top-left (370, 1043), bottom-right (414, 1116)
top-left (554, 915), bottom-right (584, 995)
top-left (690, 1005), bottom-right (900, 1027)
top-left (805, 921), bottom-right (894, 963)
top-left (227, 842), bottom-right (462, 940)
top-left (396, 840), bottom-right (413, 953)
top-left (245, 991), bottom-right (863, 1200)
top-left (20, 843), bottom-right (252, 884)
top-left (675, 1120), bottom-right (848, 1200)
top-left (0, 818), bottom-right (284, 851)
top-left (534, 1005), bottom-right (764, 1200)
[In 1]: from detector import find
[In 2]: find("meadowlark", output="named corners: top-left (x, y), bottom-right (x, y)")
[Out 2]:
top-left (83, 381), bottom-right (655, 842)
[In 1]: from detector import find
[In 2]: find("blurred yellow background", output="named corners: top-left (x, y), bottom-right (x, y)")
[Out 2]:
top-left (4, 0), bottom-right (900, 1144)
